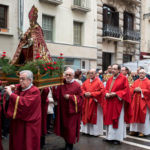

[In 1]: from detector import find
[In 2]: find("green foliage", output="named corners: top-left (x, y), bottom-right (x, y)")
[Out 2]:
top-left (18, 59), bottom-right (47, 74)
top-left (0, 57), bottom-right (17, 74)
top-left (0, 54), bottom-right (64, 76)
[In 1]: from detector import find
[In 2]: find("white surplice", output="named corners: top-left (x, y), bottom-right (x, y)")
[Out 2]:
top-left (80, 104), bottom-right (103, 136)
top-left (130, 107), bottom-right (150, 135)
top-left (105, 104), bottom-right (126, 141)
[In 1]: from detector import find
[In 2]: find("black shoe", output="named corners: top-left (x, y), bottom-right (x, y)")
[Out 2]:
top-left (113, 140), bottom-right (121, 145)
top-left (103, 138), bottom-right (112, 143)
top-left (65, 143), bottom-right (73, 150)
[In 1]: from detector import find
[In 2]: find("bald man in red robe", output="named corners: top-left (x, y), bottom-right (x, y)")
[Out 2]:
top-left (80, 69), bottom-right (104, 136)
top-left (104, 64), bottom-right (131, 145)
top-left (5, 70), bottom-right (41, 150)
top-left (130, 69), bottom-right (150, 136)
top-left (54, 68), bottom-right (83, 150)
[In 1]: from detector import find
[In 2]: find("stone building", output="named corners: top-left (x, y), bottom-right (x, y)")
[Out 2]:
top-left (0, 0), bottom-right (19, 57)
top-left (141, 0), bottom-right (150, 59)
top-left (20, 0), bottom-right (98, 70)
top-left (97, 0), bottom-right (141, 71)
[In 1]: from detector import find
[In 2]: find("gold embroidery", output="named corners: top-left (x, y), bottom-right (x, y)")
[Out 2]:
top-left (74, 95), bottom-right (78, 113)
top-left (13, 96), bottom-right (20, 119)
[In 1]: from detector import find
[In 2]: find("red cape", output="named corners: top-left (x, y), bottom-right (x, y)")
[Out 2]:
top-left (81, 77), bottom-right (104, 125)
top-left (6, 85), bottom-right (41, 150)
top-left (130, 78), bottom-right (150, 123)
top-left (0, 93), bottom-right (3, 150)
top-left (41, 88), bottom-right (49, 135)
top-left (54, 80), bottom-right (83, 144)
top-left (104, 73), bottom-right (132, 128)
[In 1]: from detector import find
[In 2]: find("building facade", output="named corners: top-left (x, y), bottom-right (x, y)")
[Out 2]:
top-left (141, 0), bottom-right (150, 59)
top-left (0, 0), bottom-right (19, 57)
top-left (97, 0), bottom-right (141, 71)
top-left (19, 0), bottom-right (97, 71)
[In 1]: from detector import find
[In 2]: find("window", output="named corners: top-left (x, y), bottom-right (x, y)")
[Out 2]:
top-left (42, 15), bottom-right (53, 41)
top-left (124, 12), bottom-right (134, 30)
top-left (81, 61), bottom-right (85, 69)
top-left (0, 5), bottom-right (8, 28)
top-left (64, 58), bottom-right (81, 70)
top-left (74, 21), bottom-right (82, 45)
top-left (103, 5), bottom-right (119, 27)
top-left (123, 54), bottom-right (132, 63)
top-left (74, 0), bottom-right (82, 6)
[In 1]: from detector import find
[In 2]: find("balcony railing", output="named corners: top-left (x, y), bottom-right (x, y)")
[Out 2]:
top-left (123, 29), bottom-right (140, 41)
top-left (71, 0), bottom-right (90, 12)
top-left (131, 0), bottom-right (141, 5)
top-left (103, 24), bottom-right (122, 39)
top-left (39, 0), bottom-right (62, 5)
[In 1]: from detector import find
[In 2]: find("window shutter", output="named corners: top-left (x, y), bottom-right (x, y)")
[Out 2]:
top-left (113, 12), bottom-right (119, 27)
top-left (103, 8), bottom-right (108, 26)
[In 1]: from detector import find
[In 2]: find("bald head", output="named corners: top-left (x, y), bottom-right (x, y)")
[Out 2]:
top-left (89, 69), bottom-right (96, 79)
top-left (64, 68), bottom-right (74, 83)
top-left (139, 69), bottom-right (146, 80)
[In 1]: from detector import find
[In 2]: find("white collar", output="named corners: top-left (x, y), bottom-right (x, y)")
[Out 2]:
top-left (22, 83), bottom-right (33, 91)
top-left (66, 79), bottom-right (74, 84)
top-left (139, 77), bottom-right (146, 81)
top-left (113, 73), bottom-right (120, 80)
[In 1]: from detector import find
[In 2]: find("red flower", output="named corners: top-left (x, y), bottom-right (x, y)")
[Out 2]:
top-left (53, 61), bottom-right (57, 64)
top-left (60, 53), bottom-right (63, 56)
top-left (35, 53), bottom-right (41, 59)
top-left (58, 57), bottom-right (64, 59)
top-left (44, 68), bottom-right (47, 71)
top-left (1, 51), bottom-right (6, 58)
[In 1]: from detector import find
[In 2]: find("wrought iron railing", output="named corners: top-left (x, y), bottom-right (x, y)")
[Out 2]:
top-left (103, 24), bottom-right (122, 38)
top-left (123, 29), bottom-right (140, 41)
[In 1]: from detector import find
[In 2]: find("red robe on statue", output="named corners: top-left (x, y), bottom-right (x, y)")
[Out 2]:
top-left (54, 80), bottom-right (83, 144)
top-left (130, 78), bottom-right (150, 123)
top-left (104, 73), bottom-right (132, 128)
top-left (81, 77), bottom-right (104, 125)
top-left (6, 85), bottom-right (41, 150)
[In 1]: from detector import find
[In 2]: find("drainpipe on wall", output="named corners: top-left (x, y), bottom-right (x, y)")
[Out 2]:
top-left (137, 0), bottom-right (142, 68)
top-left (18, 0), bottom-right (24, 38)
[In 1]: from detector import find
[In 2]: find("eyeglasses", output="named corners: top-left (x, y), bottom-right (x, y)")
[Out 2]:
top-left (65, 74), bottom-right (72, 76)
top-left (19, 77), bottom-right (27, 81)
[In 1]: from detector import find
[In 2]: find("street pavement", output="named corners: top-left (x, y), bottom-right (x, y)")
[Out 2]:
top-left (2, 131), bottom-right (150, 150)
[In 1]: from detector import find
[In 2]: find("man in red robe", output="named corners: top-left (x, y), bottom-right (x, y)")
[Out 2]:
top-left (104, 64), bottom-right (131, 145)
top-left (80, 69), bottom-right (104, 136)
top-left (41, 87), bottom-right (49, 148)
top-left (5, 70), bottom-right (41, 150)
top-left (130, 69), bottom-right (150, 136)
top-left (54, 68), bottom-right (83, 150)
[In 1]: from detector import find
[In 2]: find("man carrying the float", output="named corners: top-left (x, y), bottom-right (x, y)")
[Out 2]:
top-left (5, 70), bottom-right (41, 150)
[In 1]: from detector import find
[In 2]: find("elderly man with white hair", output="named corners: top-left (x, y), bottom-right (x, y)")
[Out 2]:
top-left (130, 69), bottom-right (150, 137)
top-left (4, 70), bottom-right (41, 150)
top-left (54, 68), bottom-right (83, 150)
top-left (80, 68), bottom-right (105, 136)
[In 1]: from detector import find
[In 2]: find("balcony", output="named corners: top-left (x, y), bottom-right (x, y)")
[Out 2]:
top-left (39, 0), bottom-right (62, 5)
top-left (71, 0), bottom-right (90, 13)
top-left (123, 29), bottom-right (140, 44)
top-left (103, 24), bottom-right (122, 41)
top-left (131, 0), bottom-right (141, 5)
